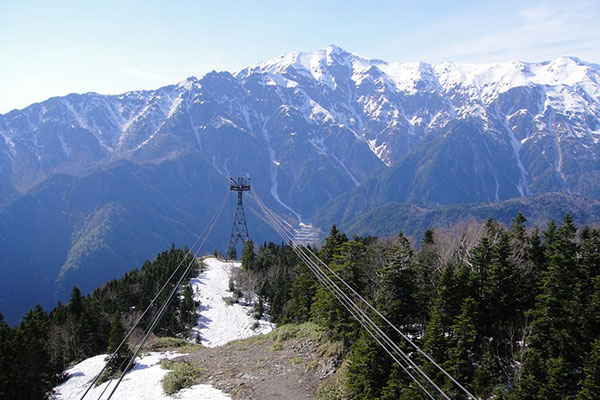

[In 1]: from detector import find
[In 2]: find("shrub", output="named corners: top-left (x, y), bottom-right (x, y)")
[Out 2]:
top-left (161, 362), bottom-right (205, 395)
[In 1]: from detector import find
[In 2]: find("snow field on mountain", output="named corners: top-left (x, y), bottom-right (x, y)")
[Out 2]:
top-left (54, 352), bottom-right (230, 400)
top-left (190, 256), bottom-right (274, 347)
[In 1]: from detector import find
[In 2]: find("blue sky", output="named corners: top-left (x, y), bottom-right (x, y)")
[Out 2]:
top-left (1, 0), bottom-right (598, 114)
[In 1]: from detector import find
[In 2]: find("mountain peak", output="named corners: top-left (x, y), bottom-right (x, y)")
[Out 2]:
top-left (324, 44), bottom-right (348, 56)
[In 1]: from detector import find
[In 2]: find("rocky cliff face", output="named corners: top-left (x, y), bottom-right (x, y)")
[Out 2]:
top-left (2, 46), bottom-right (599, 210)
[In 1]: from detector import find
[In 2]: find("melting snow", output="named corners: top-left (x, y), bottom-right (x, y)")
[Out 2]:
top-left (54, 352), bottom-right (230, 400)
top-left (190, 257), bottom-right (274, 347)
top-left (54, 257), bottom-right (273, 399)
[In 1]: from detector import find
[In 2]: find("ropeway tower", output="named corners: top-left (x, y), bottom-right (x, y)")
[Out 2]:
top-left (227, 177), bottom-right (251, 258)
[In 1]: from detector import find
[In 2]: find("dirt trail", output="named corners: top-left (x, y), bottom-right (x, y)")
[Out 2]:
top-left (166, 334), bottom-right (338, 400)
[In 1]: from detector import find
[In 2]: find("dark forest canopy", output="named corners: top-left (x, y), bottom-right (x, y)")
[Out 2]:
top-left (237, 214), bottom-right (600, 399)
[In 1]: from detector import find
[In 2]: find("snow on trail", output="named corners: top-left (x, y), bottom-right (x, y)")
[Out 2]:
top-left (190, 257), bottom-right (274, 347)
top-left (54, 352), bottom-right (230, 400)
top-left (54, 256), bottom-right (273, 399)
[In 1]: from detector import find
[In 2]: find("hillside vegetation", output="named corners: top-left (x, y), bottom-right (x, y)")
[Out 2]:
top-left (237, 214), bottom-right (600, 399)
top-left (0, 246), bottom-right (199, 399)
top-left (2, 213), bottom-right (599, 399)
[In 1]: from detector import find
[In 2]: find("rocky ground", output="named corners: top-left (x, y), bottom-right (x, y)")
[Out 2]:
top-left (161, 326), bottom-right (342, 400)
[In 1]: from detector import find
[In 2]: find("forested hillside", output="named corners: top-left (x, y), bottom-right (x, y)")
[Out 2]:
top-left (2, 214), bottom-right (599, 399)
top-left (238, 214), bottom-right (600, 399)
top-left (0, 246), bottom-right (199, 399)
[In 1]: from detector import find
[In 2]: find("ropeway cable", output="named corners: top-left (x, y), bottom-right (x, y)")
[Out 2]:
top-left (253, 192), bottom-right (477, 400)
top-left (252, 194), bottom-right (438, 399)
top-left (78, 190), bottom-right (230, 400)
top-left (102, 189), bottom-right (229, 400)
top-left (87, 190), bottom-right (230, 400)
top-left (250, 191), bottom-right (476, 399)
top-left (249, 192), bottom-right (445, 399)
top-left (102, 188), bottom-right (229, 400)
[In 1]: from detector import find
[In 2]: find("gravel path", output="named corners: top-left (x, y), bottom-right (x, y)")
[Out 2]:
top-left (170, 335), bottom-right (335, 400)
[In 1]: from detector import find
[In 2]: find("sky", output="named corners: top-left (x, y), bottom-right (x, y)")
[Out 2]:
top-left (1, 0), bottom-right (599, 114)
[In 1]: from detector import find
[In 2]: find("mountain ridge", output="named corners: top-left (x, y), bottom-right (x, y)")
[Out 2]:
top-left (1, 45), bottom-right (599, 324)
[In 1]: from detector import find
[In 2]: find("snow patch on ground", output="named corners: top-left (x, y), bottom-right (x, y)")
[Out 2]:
top-left (54, 352), bottom-right (230, 400)
top-left (190, 257), bottom-right (274, 347)
top-left (54, 257), bottom-right (274, 399)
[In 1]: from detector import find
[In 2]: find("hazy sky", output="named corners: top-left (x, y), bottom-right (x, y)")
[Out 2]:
top-left (1, 0), bottom-right (598, 114)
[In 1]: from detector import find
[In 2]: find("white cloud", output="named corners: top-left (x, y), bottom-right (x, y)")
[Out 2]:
top-left (378, 0), bottom-right (600, 63)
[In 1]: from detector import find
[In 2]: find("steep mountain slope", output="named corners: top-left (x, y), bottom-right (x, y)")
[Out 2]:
top-left (1, 46), bottom-right (599, 209)
top-left (1, 45), bottom-right (599, 323)
top-left (0, 155), bottom-right (278, 323)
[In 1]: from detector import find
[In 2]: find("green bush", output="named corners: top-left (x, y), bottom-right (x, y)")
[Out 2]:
top-left (161, 362), bottom-right (205, 395)
top-left (148, 336), bottom-right (202, 352)
top-left (269, 322), bottom-right (329, 343)
top-left (151, 337), bottom-right (188, 348)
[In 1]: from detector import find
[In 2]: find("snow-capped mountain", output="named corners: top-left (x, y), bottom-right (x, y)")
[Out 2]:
top-left (1, 45), bottom-right (599, 324)
top-left (2, 45), bottom-right (599, 210)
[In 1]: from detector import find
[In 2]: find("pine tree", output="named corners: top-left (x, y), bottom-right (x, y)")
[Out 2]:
top-left (540, 357), bottom-right (571, 399)
top-left (241, 239), bottom-right (256, 270)
top-left (68, 286), bottom-right (84, 318)
top-left (515, 216), bottom-right (581, 398)
top-left (577, 339), bottom-right (600, 400)
top-left (380, 364), bottom-right (406, 400)
top-left (471, 344), bottom-right (501, 399)
top-left (414, 229), bottom-right (439, 324)
top-left (16, 305), bottom-right (55, 399)
top-left (281, 264), bottom-right (315, 323)
top-left (103, 312), bottom-right (133, 380)
top-left (346, 333), bottom-right (389, 399)
top-left (422, 294), bottom-right (451, 385)
top-left (180, 284), bottom-right (197, 331)
top-left (0, 313), bottom-right (18, 399)
top-left (311, 240), bottom-right (366, 344)
top-left (446, 297), bottom-right (478, 396)
top-left (319, 225), bottom-right (348, 265)
top-left (377, 233), bottom-right (417, 331)
top-left (521, 227), bottom-right (545, 313)
top-left (578, 228), bottom-right (600, 346)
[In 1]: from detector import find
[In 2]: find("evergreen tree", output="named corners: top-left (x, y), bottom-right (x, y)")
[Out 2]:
top-left (540, 357), bottom-right (571, 399)
top-left (414, 229), bottom-right (439, 325)
top-left (515, 216), bottom-right (581, 398)
top-left (311, 240), bottom-right (366, 344)
top-left (577, 339), bottom-right (600, 400)
top-left (471, 344), bottom-right (501, 399)
top-left (281, 264), bottom-right (316, 324)
top-left (380, 364), bottom-right (408, 400)
top-left (68, 286), bottom-right (84, 318)
top-left (227, 246), bottom-right (237, 260)
top-left (578, 228), bottom-right (600, 345)
top-left (445, 297), bottom-right (478, 398)
top-left (181, 284), bottom-right (197, 330)
top-left (319, 225), bottom-right (348, 265)
top-left (0, 313), bottom-right (18, 399)
top-left (346, 333), bottom-right (389, 399)
top-left (103, 312), bottom-right (132, 379)
top-left (422, 292), bottom-right (451, 385)
top-left (376, 232), bottom-right (419, 343)
top-left (241, 239), bottom-right (256, 270)
top-left (16, 305), bottom-right (55, 399)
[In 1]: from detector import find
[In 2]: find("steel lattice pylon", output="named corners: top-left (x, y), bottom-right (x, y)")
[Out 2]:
top-left (227, 177), bottom-right (251, 258)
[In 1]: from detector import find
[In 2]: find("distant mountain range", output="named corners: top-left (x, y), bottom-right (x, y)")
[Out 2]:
top-left (1, 45), bottom-right (599, 323)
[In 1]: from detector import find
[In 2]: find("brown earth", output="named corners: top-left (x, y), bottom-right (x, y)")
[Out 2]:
top-left (160, 329), bottom-right (343, 400)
